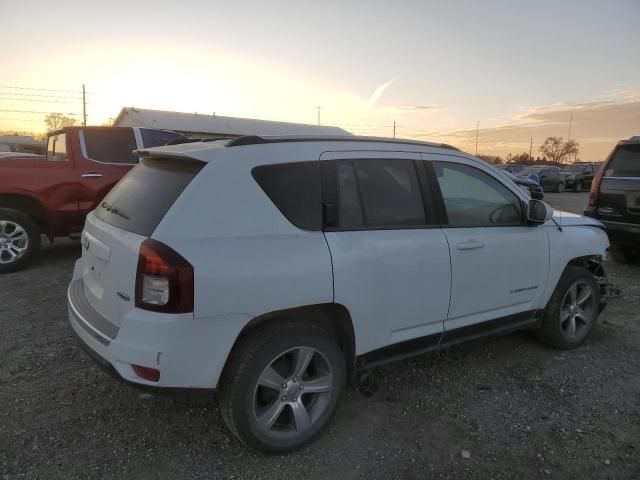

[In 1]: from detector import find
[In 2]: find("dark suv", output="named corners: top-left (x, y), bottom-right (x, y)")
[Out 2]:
top-left (585, 136), bottom-right (640, 263)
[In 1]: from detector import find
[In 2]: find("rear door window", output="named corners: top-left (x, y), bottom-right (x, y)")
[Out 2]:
top-left (94, 157), bottom-right (204, 236)
top-left (252, 162), bottom-right (321, 231)
top-left (606, 145), bottom-right (640, 177)
top-left (47, 133), bottom-right (67, 161)
top-left (323, 159), bottom-right (428, 229)
top-left (82, 128), bottom-right (138, 164)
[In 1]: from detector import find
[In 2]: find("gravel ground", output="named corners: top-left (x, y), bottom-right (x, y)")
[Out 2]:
top-left (2, 196), bottom-right (639, 479)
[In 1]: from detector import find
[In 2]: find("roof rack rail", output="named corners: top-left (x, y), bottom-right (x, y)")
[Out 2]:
top-left (226, 135), bottom-right (460, 151)
top-left (165, 138), bottom-right (204, 146)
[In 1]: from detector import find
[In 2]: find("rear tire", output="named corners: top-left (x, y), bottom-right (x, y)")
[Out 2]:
top-left (536, 266), bottom-right (599, 349)
top-left (573, 181), bottom-right (583, 192)
top-left (0, 208), bottom-right (40, 273)
top-left (219, 321), bottom-right (346, 453)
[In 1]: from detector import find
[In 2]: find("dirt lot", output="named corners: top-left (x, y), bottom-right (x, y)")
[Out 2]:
top-left (2, 194), bottom-right (639, 479)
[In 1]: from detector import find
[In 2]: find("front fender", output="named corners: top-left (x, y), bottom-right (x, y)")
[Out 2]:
top-left (540, 226), bottom-right (610, 308)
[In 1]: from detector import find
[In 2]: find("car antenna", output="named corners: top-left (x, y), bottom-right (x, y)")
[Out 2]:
top-left (551, 211), bottom-right (562, 232)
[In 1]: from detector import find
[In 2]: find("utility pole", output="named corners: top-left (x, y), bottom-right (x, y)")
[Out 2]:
top-left (317, 106), bottom-right (321, 126)
top-left (567, 114), bottom-right (572, 140)
top-left (393, 121), bottom-right (396, 138)
top-left (529, 137), bottom-right (533, 161)
top-left (475, 121), bottom-right (479, 156)
top-left (82, 84), bottom-right (87, 126)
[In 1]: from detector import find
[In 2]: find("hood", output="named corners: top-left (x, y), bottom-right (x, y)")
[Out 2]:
top-left (547, 210), bottom-right (604, 228)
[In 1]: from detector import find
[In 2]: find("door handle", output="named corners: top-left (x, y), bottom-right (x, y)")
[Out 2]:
top-left (81, 173), bottom-right (103, 178)
top-left (456, 240), bottom-right (485, 250)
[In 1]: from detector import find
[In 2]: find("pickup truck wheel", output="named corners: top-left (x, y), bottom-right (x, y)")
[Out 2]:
top-left (557, 182), bottom-right (565, 193)
top-left (573, 181), bottom-right (583, 192)
top-left (219, 322), bottom-right (346, 453)
top-left (536, 266), bottom-right (599, 350)
top-left (0, 208), bottom-right (40, 273)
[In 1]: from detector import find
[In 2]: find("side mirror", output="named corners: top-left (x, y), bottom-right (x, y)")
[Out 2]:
top-left (527, 200), bottom-right (553, 225)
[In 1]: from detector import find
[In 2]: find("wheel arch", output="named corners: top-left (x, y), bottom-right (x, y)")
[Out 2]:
top-left (0, 194), bottom-right (47, 234)
top-left (221, 303), bottom-right (357, 382)
top-left (541, 254), bottom-right (606, 311)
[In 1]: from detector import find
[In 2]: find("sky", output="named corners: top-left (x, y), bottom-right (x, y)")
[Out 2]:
top-left (2, 0), bottom-right (639, 161)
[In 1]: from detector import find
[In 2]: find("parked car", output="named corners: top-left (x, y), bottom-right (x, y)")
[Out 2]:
top-left (0, 126), bottom-right (186, 272)
top-left (559, 167), bottom-right (585, 192)
top-left (584, 136), bottom-right (640, 263)
top-left (561, 163), bottom-right (600, 191)
top-left (503, 170), bottom-right (544, 200)
top-left (499, 163), bottom-right (526, 174)
top-left (517, 165), bottom-right (566, 192)
top-left (68, 135), bottom-right (610, 453)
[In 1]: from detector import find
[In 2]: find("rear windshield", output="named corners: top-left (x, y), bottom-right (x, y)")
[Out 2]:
top-left (94, 157), bottom-right (204, 236)
top-left (141, 129), bottom-right (187, 147)
top-left (606, 145), bottom-right (640, 177)
top-left (83, 129), bottom-right (138, 164)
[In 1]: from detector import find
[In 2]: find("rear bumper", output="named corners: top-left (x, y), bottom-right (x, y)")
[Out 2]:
top-left (69, 324), bottom-right (216, 399)
top-left (67, 259), bottom-right (239, 390)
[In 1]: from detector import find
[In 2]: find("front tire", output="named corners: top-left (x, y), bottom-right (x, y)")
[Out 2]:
top-left (219, 321), bottom-right (346, 453)
top-left (0, 208), bottom-right (40, 273)
top-left (557, 182), bottom-right (565, 193)
top-left (536, 266), bottom-right (599, 349)
top-left (573, 181), bottom-right (583, 192)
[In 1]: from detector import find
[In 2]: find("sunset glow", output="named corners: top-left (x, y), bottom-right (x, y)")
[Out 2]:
top-left (2, 0), bottom-right (639, 161)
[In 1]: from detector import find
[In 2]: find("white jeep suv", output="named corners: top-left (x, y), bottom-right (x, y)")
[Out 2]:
top-left (68, 135), bottom-right (610, 452)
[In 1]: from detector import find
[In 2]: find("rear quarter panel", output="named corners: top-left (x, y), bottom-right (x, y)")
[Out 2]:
top-left (152, 144), bottom-right (335, 321)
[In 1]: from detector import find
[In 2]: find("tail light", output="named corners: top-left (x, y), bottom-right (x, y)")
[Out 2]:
top-left (135, 239), bottom-right (194, 313)
top-left (588, 166), bottom-right (605, 206)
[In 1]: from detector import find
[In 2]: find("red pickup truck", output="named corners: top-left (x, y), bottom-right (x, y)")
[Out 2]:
top-left (0, 126), bottom-right (186, 272)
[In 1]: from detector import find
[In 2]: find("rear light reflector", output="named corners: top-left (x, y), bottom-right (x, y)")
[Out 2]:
top-left (135, 239), bottom-right (194, 313)
top-left (589, 166), bottom-right (605, 206)
top-left (132, 364), bottom-right (160, 382)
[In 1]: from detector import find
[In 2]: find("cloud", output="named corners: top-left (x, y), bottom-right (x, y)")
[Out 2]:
top-left (367, 79), bottom-right (396, 107)
top-left (415, 96), bottom-right (640, 161)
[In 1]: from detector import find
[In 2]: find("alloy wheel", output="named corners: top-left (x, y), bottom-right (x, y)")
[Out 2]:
top-left (0, 220), bottom-right (29, 265)
top-left (253, 346), bottom-right (333, 440)
top-left (559, 280), bottom-right (595, 341)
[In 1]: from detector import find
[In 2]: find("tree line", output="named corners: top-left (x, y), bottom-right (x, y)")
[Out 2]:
top-left (479, 137), bottom-right (579, 165)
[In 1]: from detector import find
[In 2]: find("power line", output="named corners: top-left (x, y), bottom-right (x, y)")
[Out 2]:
top-left (0, 91), bottom-right (84, 100)
top-left (0, 97), bottom-right (89, 104)
top-left (0, 84), bottom-right (86, 94)
top-left (0, 117), bottom-right (43, 123)
top-left (0, 108), bottom-right (82, 115)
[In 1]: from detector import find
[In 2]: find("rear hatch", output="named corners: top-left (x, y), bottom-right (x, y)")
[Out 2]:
top-left (598, 143), bottom-right (640, 224)
top-left (80, 157), bottom-right (204, 326)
